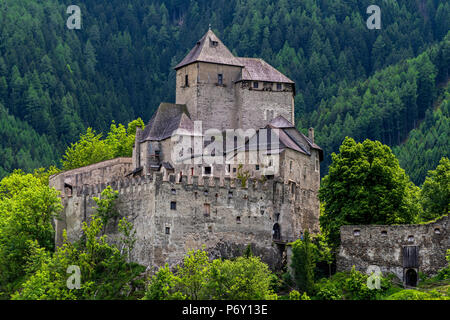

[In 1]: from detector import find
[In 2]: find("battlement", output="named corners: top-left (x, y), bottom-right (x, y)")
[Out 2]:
top-left (66, 170), bottom-right (279, 199)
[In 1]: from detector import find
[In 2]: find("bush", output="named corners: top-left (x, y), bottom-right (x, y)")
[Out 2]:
top-left (386, 289), bottom-right (449, 300)
top-left (143, 249), bottom-right (278, 300)
top-left (315, 280), bottom-right (343, 300)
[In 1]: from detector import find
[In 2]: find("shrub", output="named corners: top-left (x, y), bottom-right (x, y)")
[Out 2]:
top-left (315, 280), bottom-right (343, 300)
top-left (386, 289), bottom-right (449, 300)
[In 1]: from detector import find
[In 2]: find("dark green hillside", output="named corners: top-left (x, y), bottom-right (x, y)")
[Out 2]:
top-left (394, 83), bottom-right (450, 185)
top-left (0, 0), bottom-right (448, 179)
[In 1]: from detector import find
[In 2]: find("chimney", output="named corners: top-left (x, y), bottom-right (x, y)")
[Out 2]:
top-left (308, 128), bottom-right (315, 143)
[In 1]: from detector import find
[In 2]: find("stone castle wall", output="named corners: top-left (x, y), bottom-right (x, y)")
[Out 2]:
top-left (53, 169), bottom-right (320, 269)
top-left (235, 81), bottom-right (294, 130)
top-left (337, 216), bottom-right (449, 280)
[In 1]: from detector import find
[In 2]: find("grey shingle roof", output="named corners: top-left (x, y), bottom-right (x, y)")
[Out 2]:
top-left (238, 58), bottom-right (294, 84)
top-left (140, 103), bottom-right (192, 142)
top-left (231, 116), bottom-right (323, 161)
top-left (174, 30), bottom-right (243, 70)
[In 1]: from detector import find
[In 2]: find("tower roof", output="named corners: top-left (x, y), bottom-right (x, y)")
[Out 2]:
top-left (174, 29), bottom-right (244, 70)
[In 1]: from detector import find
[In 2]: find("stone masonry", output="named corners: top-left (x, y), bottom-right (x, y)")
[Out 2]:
top-left (337, 215), bottom-right (449, 285)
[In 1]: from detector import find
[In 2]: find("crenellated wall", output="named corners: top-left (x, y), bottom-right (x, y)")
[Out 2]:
top-left (54, 168), bottom-right (318, 269)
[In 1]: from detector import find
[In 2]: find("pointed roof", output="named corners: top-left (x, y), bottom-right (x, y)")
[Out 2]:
top-left (174, 30), bottom-right (244, 70)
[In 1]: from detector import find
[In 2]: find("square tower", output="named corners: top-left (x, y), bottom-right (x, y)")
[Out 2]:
top-left (175, 29), bottom-right (243, 132)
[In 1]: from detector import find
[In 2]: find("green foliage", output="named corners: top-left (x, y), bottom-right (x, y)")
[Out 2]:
top-left (313, 268), bottom-right (394, 300)
top-left (288, 289), bottom-right (310, 300)
top-left (436, 249), bottom-right (450, 280)
top-left (315, 280), bottom-right (343, 300)
top-left (12, 216), bottom-right (145, 300)
top-left (386, 289), bottom-right (449, 300)
top-left (344, 266), bottom-right (379, 300)
top-left (394, 85), bottom-right (450, 185)
top-left (419, 157), bottom-right (449, 221)
top-left (0, 170), bottom-right (62, 298)
top-left (319, 137), bottom-right (421, 249)
top-left (118, 217), bottom-right (137, 263)
top-left (143, 248), bottom-right (277, 300)
top-left (0, 0), bottom-right (448, 182)
top-left (62, 118), bottom-right (144, 171)
top-left (291, 231), bottom-right (316, 295)
top-left (0, 104), bottom-right (58, 179)
top-left (92, 186), bottom-right (119, 235)
top-left (237, 164), bottom-right (250, 187)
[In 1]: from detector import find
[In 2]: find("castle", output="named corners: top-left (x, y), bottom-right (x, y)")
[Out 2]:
top-left (49, 29), bottom-right (323, 269)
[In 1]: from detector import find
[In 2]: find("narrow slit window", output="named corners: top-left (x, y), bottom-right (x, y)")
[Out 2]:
top-left (204, 203), bottom-right (210, 215)
top-left (218, 74), bottom-right (223, 85)
top-left (185, 74), bottom-right (188, 87)
top-left (170, 201), bottom-right (176, 210)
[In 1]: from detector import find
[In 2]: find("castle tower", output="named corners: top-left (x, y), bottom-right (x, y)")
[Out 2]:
top-left (175, 29), bottom-right (243, 132)
top-left (175, 29), bottom-right (296, 132)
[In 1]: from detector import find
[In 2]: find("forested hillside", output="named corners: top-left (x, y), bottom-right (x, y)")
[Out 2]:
top-left (394, 84), bottom-right (450, 185)
top-left (0, 0), bottom-right (448, 182)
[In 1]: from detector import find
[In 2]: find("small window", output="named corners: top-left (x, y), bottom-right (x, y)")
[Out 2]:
top-left (218, 74), bottom-right (223, 85)
top-left (315, 159), bottom-right (320, 172)
top-left (353, 230), bottom-right (360, 236)
top-left (434, 228), bottom-right (441, 234)
top-left (381, 230), bottom-right (387, 236)
top-left (236, 216), bottom-right (241, 223)
top-left (255, 164), bottom-right (260, 171)
top-left (253, 81), bottom-right (259, 89)
top-left (233, 167), bottom-right (237, 173)
top-left (226, 164), bottom-right (231, 174)
top-left (408, 235), bottom-right (414, 243)
top-left (204, 189), bottom-right (208, 196)
top-left (291, 183), bottom-right (295, 194)
top-left (208, 225), bottom-right (212, 232)
top-left (170, 201), bottom-right (176, 210)
top-left (260, 210), bottom-right (265, 215)
top-left (185, 74), bottom-right (189, 87)
top-left (171, 189), bottom-right (176, 195)
top-left (290, 161), bottom-right (293, 172)
top-left (204, 166), bottom-right (212, 175)
top-left (204, 203), bottom-right (210, 215)
top-left (211, 40), bottom-right (218, 47)
top-left (228, 191), bottom-right (233, 199)
top-left (277, 83), bottom-right (282, 90)
top-left (165, 227), bottom-right (170, 235)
